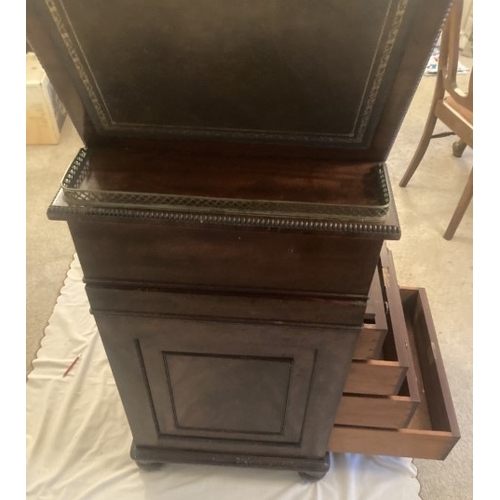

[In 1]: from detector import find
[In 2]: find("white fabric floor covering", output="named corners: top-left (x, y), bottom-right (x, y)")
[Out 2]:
top-left (27, 256), bottom-right (422, 500)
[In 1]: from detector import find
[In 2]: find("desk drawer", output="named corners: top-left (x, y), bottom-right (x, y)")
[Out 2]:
top-left (337, 264), bottom-right (419, 428)
top-left (335, 378), bottom-right (419, 428)
top-left (86, 258), bottom-right (389, 331)
top-left (336, 332), bottom-right (419, 429)
top-left (344, 247), bottom-right (412, 395)
top-left (329, 287), bottom-right (460, 459)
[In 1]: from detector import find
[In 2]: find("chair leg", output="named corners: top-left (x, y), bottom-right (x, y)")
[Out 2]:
top-left (443, 169), bottom-right (473, 240)
top-left (399, 113), bottom-right (438, 187)
top-left (452, 139), bottom-right (467, 158)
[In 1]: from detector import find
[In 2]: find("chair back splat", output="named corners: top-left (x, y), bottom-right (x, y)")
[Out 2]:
top-left (399, 0), bottom-right (472, 240)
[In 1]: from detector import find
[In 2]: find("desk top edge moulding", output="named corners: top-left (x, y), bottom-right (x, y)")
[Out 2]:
top-left (27, 0), bottom-right (459, 482)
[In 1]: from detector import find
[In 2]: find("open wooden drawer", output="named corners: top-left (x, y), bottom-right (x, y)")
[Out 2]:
top-left (337, 255), bottom-right (420, 429)
top-left (335, 374), bottom-right (419, 428)
top-left (344, 248), bottom-right (412, 395)
top-left (329, 287), bottom-right (460, 459)
top-left (336, 341), bottom-right (419, 429)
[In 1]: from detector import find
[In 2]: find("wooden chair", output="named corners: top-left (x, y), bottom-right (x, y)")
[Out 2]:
top-left (399, 0), bottom-right (472, 240)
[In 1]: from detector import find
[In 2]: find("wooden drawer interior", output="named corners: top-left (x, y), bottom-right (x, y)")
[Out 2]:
top-left (329, 287), bottom-right (460, 460)
top-left (336, 374), bottom-right (419, 428)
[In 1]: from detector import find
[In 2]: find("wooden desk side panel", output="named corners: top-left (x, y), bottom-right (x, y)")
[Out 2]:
top-left (94, 311), bottom-right (360, 459)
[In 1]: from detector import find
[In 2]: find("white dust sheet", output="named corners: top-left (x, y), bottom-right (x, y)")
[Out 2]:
top-left (27, 257), bottom-right (421, 500)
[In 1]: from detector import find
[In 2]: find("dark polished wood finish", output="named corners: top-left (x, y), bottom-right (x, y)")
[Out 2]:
top-left (130, 443), bottom-right (331, 480)
top-left (47, 173), bottom-right (395, 473)
top-left (64, 148), bottom-right (390, 207)
top-left (68, 219), bottom-right (384, 296)
top-left (95, 311), bottom-right (358, 458)
top-left (48, 147), bottom-right (401, 300)
top-left (30, 0), bottom-right (459, 478)
top-left (27, 0), bottom-right (451, 160)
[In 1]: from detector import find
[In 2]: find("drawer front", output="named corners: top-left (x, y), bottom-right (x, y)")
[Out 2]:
top-left (328, 287), bottom-right (460, 460)
top-left (335, 391), bottom-right (417, 429)
top-left (336, 253), bottom-right (420, 428)
top-left (344, 246), bottom-right (413, 395)
top-left (69, 219), bottom-right (383, 296)
top-left (85, 245), bottom-right (389, 351)
top-left (94, 311), bottom-right (359, 459)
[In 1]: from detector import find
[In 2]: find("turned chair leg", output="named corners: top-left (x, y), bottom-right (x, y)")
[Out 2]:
top-left (443, 169), bottom-right (473, 240)
top-left (399, 113), bottom-right (438, 187)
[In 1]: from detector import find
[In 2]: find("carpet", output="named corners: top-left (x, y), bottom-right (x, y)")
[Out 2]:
top-left (424, 46), bottom-right (469, 75)
top-left (26, 256), bottom-right (421, 500)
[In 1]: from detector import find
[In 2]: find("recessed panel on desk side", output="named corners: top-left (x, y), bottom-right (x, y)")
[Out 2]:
top-left (94, 311), bottom-right (359, 458)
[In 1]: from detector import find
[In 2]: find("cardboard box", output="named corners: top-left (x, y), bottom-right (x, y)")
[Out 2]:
top-left (26, 52), bottom-right (67, 145)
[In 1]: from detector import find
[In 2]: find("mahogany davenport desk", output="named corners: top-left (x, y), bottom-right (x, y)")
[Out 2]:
top-left (28, 0), bottom-right (459, 480)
